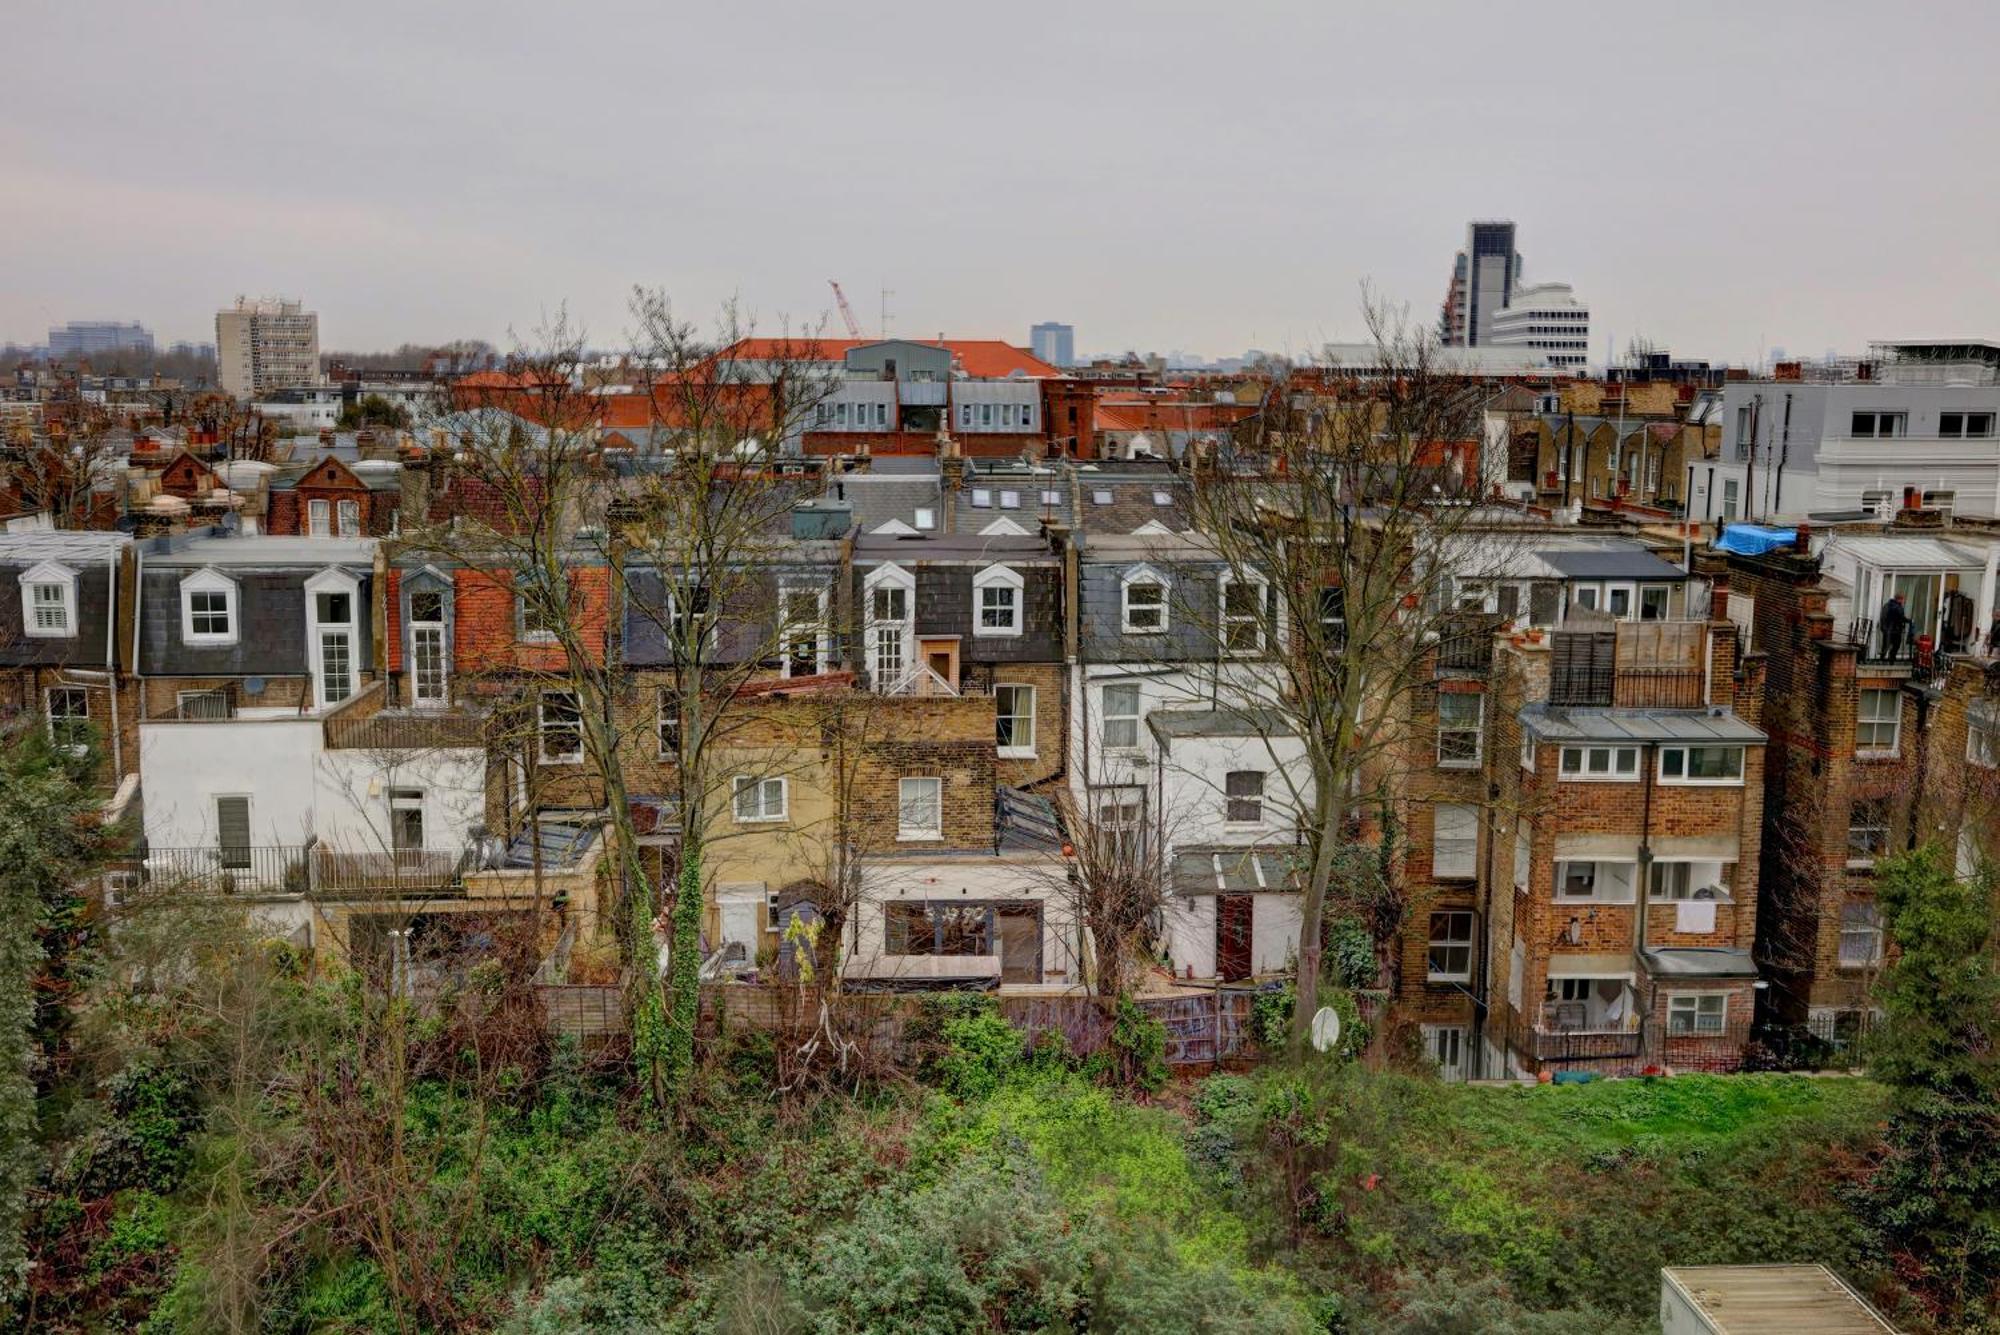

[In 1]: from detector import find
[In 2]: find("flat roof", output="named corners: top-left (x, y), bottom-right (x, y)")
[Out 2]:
top-left (1148, 707), bottom-right (1294, 740)
top-left (147, 535), bottom-right (377, 567)
top-left (1662, 1265), bottom-right (1897, 1333)
top-left (1643, 947), bottom-right (1758, 979)
top-left (0, 530), bottom-right (131, 562)
top-left (1522, 705), bottom-right (1766, 745)
top-left (1537, 547), bottom-right (1687, 581)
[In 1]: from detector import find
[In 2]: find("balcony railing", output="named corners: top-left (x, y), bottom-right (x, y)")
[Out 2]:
top-left (133, 842), bottom-right (475, 899)
top-left (313, 847), bottom-right (475, 896)
top-left (1528, 1023), bottom-right (1644, 1062)
top-left (1848, 617), bottom-right (1918, 667)
top-left (325, 710), bottom-right (488, 750)
top-left (1612, 667), bottom-right (1707, 709)
top-left (1437, 613), bottom-right (1500, 671)
top-left (140, 844), bottom-right (314, 896)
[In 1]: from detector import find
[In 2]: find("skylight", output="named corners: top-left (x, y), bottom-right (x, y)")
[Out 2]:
top-left (1092, 490), bottom-right (1112, 505)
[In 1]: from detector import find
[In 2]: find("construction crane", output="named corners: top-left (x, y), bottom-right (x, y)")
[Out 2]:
top-left (827, 280), bottom-right (862, 338)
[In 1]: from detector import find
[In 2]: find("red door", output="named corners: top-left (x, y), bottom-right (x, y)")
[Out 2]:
top-left (1217, 895), bottom-right (1253, 981)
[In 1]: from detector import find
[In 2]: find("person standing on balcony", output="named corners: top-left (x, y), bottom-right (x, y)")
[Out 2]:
top-left (1985, 608), bottom-right (2000, 657)
top-left (1879, 591), bottom-right (1909, 660)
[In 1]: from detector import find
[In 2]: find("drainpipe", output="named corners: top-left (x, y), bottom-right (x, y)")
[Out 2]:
top-left (1472, 776), bottom-right (1499, 1078)
top-left (1635, 740), bottom-right (1658, 1043)
top-left (1771, 393), bottom-right (1793, 519)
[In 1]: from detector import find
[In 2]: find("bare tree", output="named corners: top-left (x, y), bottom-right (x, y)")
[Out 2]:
top-left (400, 297), bottom-right (837, 1109)
top-left (1179, 302), bottom-right (1527, 1049)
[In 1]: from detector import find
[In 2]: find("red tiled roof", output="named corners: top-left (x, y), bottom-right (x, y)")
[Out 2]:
top-left (715, 337), bottom-right (1062, 379)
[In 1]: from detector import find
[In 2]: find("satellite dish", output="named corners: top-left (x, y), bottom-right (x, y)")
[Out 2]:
top-left (1309, 1006), bottom-right (1342, 1053)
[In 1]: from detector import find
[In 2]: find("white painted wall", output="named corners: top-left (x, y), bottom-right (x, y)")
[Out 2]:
top-left (850, 856), bottom-right (1084, 990)
top-left (141, 719), bottom-right (486, 860)
top-left (1153, 729), bottom-right (1310, 845)
top-left (1159, 891), bottom-right (1298, 980)
top-left (140, 718), bottom-right (323, 848)
top-left (314, 747), bottom-right (488, 856)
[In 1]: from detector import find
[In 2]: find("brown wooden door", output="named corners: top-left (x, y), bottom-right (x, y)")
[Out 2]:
top-left (1217, 895), bottom-right (1253, 981)
top-left (996, 905), bottom-right (1042, 984)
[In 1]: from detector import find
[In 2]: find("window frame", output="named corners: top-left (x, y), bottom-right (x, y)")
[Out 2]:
top-left (1554, 858), bottom-right (1639, 904)
top-left (994, 683), bottom-right (1036, 758)
top-left (307, 498), bottom-right (332, 536)
top-left (1856, 688), bottom-right (1901, 756)
top-left (1218, 572), bottom-right (1269, 655)
top-left (337, 498), bottom-right (361, 537)
top-left (1666, 992), bottom-right (1729, 1037)
top-left (777, 584), bottom-right (831, 678)
top-left (1839, 902), bottom-right (1883, 968)
top-left (656, 686), bottom-right (682, 759)
top-left (1100, 682), bottom-right (1141, 751)
top-left (19, 561), bottom-right (78, 639)
top-left (732, 775), bottom-right (789, 824)
top-left (971, 564), bottom-right (1024, 638)
top-left (537, 689), bottom-right (583, 765)
top-left (1845, 797), bottom-right (1889, 868)
top-left (179, 568), bottom-right (240, 647)
top-left (1431, 803), bottom-right (1478, 880)
top-left (388, 786), bottom-right (425, 852)
top-left (1120, 565), bottom-right (1168, 635)
top-left (1426, 910), bottom-right (1474, 983)
top-left (1969, 707), bottom-right (1999, 769)
top-left (306, 567), bottom-right (360, 710)
top-left (897, 776), bottom-right (943, 841)
top-left (1560, 744), bottom-right (1641, 781)
top-left (1223, 769), bottom-right (1265, 825)
top-left (1436, 691), bottom-right (1484, 768)
top-left (1657, 744), bottom-right (1746, 785)
top-left (46, 685), bottom-right (90, 757)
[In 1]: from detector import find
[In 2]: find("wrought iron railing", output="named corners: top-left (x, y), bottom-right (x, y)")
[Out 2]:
top-left (324, 710), bottom-right (487, 750)
top-left (313, 846), bottom-right (475, 896)
top-left (1848, 616), bottom-right (1918, 666)
top-left (139, 844), bottom-right (314, 896)
top-left (1527, 1023), bottom-right (1644, 1062)
top-left (1437, 613), bottom-right (1499, 671)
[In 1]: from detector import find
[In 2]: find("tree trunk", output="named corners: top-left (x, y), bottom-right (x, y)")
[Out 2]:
top-left (659, 828), bottom-right (706, 1103)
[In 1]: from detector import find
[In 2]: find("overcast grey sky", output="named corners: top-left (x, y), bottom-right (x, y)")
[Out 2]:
top-left (5, 1), bottom-right (1997, 365)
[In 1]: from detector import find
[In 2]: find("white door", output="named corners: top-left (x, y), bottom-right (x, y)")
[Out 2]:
top-left (717, 890), bottom-right (762, 969)
top-left (1423, 1024), bottom-right (1468, 1083)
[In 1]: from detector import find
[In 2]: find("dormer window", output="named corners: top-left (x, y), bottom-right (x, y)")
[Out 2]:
top-left (998, 490), bottom-right (1020, 510)
top-left (338, 499), bottom-right (361, 536)
top-left (306, 568), bottom-right (361, 709)
top-left (1220, 573), bottom-right (1269, 654)
top-left (308, 499), bottom-right (331, 536)
top-left (180, 568), bottom-right (239, 646)
top-left (1121, 565), bottom-right (1168, 634)
top-left (970, 488), bottom-right (993, 509)
top-left (972, 564), bottom-right (1024, 637)
top-left (19, 561), bottom-right (77, 639)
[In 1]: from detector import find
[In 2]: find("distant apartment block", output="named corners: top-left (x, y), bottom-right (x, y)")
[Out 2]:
top-left (48, 321), bottom-right (154, 359)
top-left (216, 297), bottom-right (320, 399)
top-left (1439, 221), bottom-right (1590, 369)
top-left (1030, 322), bottom-right (1075, 368)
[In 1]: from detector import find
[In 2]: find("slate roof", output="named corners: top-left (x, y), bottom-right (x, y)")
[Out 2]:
top-left (835, 472), bottom-right (941, 535)
top-left (1074, 471), bottom-right (1193, 535)
top-left (1536, 547), bottom-right (1688, 581)
top-left (0, 532), bottom-right (128, 668)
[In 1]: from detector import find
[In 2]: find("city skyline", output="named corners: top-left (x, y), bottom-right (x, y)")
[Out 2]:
top-left (4, 2), bottom-right (1998, 366)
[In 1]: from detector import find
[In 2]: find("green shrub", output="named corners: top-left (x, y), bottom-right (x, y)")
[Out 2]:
top-left (933, 1011), bottom-right (1024, 1100)
top-left (1101, 997), bottom-right (1167, 1093)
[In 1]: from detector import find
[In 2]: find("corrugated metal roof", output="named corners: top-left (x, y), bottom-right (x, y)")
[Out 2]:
top-left (1522, 705), bottom-right (1766, 745)
top-left (1663, 1265), bottom-right (1897, 1334)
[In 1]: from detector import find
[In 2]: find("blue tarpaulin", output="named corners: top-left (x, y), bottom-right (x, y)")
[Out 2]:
top-left (1715, 524), bottom-right (1797, 556)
